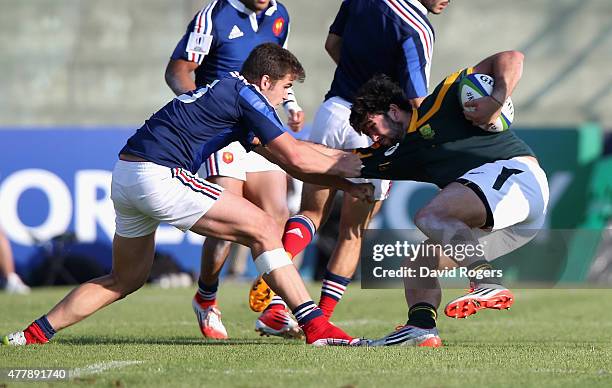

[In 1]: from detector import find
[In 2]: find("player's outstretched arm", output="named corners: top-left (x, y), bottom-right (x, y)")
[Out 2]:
top-left (302, 141), bottom-right (349, 158)
top-left (263, 132), bottom-right (362, 178)
top-left (254, 145), bottom-right (373, 202)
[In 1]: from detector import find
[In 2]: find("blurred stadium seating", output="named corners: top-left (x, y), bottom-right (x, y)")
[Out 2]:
top-left (0, 0), bottom-right (611, 284)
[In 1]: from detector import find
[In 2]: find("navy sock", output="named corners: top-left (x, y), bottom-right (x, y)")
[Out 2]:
top-left (197, 279), bottom-right (218, 301)
top-left (34, 315), bottom-right (56, 340)
top-left (292, 301), bottom-right (323, 326)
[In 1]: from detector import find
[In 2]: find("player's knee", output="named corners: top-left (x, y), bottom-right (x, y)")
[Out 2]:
top-left (247, 213), bottom-right (282, 250)
top-left (111, 272), bottom-right (147, 298)
top-left (414, 207), bottom-right (448, 235)
top-left (267, 205), bottom-right (290, 228)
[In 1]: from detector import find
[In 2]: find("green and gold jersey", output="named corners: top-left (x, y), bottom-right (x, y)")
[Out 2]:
top-left (357, 68), bottom-right (535, 188)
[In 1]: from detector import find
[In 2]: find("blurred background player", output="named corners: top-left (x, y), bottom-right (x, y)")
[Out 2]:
top-left (0, 228), bottom-right (30, 294)
top-left (2, 44), bottom-right (370, 347)
top-left (165, 0), bottom-right (305, 340)
top-left (251, 0), bottom-right (451, 323)
top-left (349, 50), bottom-right (549, 346)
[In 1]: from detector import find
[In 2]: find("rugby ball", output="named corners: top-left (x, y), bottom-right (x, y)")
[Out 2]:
top-left (459, 73), bottom-right (514, 132)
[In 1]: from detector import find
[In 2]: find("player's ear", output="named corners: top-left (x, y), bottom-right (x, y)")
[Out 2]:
top-left (259, 74), bottom-right (272, 91)
top-left (388, 104), bottom-right (401, 121)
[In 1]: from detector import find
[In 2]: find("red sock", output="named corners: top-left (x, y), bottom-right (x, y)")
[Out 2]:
top-left (318, 295), bottom-right (339, 319)
top-left (194, 292), bottom-right (216, 309)
top-left (264, 295), bottom-right (287, 312)
top-left (318, 270), bottom-right (351, 319)
top-left (282, 215), bottom-right (316, 258)
top-left (301, 315), bottom-right (353, 345)
top-left (23, 322), bottom-right (49, 344)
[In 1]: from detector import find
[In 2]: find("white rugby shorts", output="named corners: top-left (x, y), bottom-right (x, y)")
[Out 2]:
top-left (308, 96), bottom-right (392, 200)
top-left (456, 156), bottom-right (550, 260)
top-left (111, 160), bottom-right (223, 238)
top-left (198, 141), bottom-right (283, 181)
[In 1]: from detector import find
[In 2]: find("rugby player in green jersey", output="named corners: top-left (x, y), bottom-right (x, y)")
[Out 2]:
top-left (349, 50), bottom-right (549, 347)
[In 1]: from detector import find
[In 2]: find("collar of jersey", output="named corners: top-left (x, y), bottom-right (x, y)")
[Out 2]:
top-left (250, 83), bottom-right (274, 107)
top-left (404, 0), bottom-right (428, 15)
top-left (227, 0), bottom-right (277, 32)
top-left (406, 108), bottom-right (418, 133)
top-left (227, 0), bottom-right (278, 19)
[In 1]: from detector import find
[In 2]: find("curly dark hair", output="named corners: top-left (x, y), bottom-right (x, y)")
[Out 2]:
top-left (241, 43), bottom-right (305, 84)
top-left (349, 74), bottom-right (411, 134)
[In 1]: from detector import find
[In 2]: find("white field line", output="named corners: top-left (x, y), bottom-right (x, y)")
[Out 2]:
top-left (71, 361), bottom-right (144, 378)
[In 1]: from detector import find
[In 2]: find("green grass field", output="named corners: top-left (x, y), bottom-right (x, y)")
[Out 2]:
top-left (1, 283), bottom-right (612, 387)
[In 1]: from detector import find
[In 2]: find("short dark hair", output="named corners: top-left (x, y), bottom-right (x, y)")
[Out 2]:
top-left (349, 74), bottom-right (411, 134)
top-left (241, 43), bottom-right (305, 84)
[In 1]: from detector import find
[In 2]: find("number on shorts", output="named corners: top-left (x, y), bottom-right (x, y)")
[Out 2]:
top-left (492, 167), bottom-right (523, 191)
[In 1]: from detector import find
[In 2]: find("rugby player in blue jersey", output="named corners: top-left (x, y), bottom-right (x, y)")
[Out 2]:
top-left (250, 0), bottom-right (451, 325)
top-left (2, 44), bottom-right (372, 347)
top-left (349, 50), bottom-right (549, 346)
top-left (165, 0), bottom-right (306, 339)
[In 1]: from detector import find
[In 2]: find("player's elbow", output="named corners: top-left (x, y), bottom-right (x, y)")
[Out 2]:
top-left (508, 50), bottom-right (525, 64)
top-left (499, 50), bottom-right (524, 68)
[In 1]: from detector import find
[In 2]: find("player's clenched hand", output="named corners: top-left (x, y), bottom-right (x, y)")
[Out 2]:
top-left (347, 182), bottom-right (375, 202)
top-left (287, 109), bottom-right (305, 132)
top-left (334, 152), bottom-right (363, 178)
top-left (463, 96), bottom-right (502, 127)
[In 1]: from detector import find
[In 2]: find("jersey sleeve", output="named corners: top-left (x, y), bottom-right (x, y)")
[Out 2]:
top-left (237, 85), bottom-right (286, 145)
top-left (329, 0), bottom-right (351, 36)
top-left (398, 35), bottom-right (430, 99)
top-left (170, 4), bottom-right (218, 64)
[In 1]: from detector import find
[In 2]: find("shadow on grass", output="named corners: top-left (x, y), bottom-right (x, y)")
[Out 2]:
top-left (59, 336), bottom-right (302, 346)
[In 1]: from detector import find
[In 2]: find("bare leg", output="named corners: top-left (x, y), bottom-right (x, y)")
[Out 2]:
top-left (326, 195), bottom-right (382, 278)
top-left (414, 182), bottom-right (487, 268)
top-left (244, 170), bottom-right (289, 229)
top-left (298, 182), bottom-right (338, 232)
top-left (46, 232), bottom-right (156, 331)
top-left (199, 176), bottom-right (243, 285)
top-left (0, 229), bottom-right (15, 278)
top-left (402, 243), bottom-right (457, 309)
top-left (403, 183), bottom-right (488, 318)
top-left (190, 191), bottom-right (311, 310)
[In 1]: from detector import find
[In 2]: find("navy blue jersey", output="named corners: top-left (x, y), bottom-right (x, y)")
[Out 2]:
top-left (326, 0), bottom-right (434, 102)
top-left (171, 0), bottom-right (290, 87)
top-left (120, 73), bottom-right (285, 173)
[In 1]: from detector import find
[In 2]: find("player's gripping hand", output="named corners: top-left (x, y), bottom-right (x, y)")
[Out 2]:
top-left (347, 182), bottom-right (375, 203)
top-left (333, 152), bottom-right (364, 178)
top-left (463, 96), bottom-right (503, 127)
top-left (287, 109), bottom-right (305, 132)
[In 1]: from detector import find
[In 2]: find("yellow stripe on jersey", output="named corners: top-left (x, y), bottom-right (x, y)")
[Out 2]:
top-left (407, 67), bottom-right (474, 132)
top-left (406, 107), bottom-right (419, 133)
top-left (353, 148), bottom-right (372, 159)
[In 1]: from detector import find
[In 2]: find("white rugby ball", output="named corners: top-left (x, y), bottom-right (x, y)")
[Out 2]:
top-left (459, 73), bottom-right (514, 132)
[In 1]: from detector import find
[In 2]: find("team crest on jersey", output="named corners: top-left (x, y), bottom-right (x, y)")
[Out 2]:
top-left (272, 17), bottom-right (285, 37)
top-left (222, 152), bottom-right (234, 164)
top-left (418, 124), bottom-right (435, 140)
